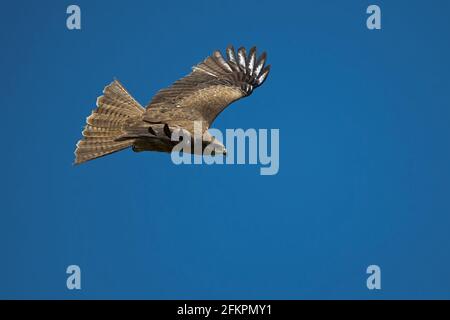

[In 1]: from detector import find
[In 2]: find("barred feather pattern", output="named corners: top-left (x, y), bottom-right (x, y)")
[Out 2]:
top-left (74, 80), bottom-right (145, 164)
top-left (144, 45), bottom-right (271, 129)
top-left (193, 45), bottom-right (271, 95)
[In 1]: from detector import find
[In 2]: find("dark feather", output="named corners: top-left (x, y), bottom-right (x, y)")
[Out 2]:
top-left (247, 47), bottom-right (256, 76)
top-left (237, 47), bottom-right (247, 72)
top-left (163, 124), bottom-right (172, 137)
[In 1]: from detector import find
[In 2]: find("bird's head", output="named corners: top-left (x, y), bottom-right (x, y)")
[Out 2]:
top-left (209, 139), bottom-right (227, 156)
top-left (201, 134), bottom-right (227, 156)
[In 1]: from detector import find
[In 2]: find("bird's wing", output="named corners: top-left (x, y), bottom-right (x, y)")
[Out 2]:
top-left (143, 45), bottom-right (270, 132)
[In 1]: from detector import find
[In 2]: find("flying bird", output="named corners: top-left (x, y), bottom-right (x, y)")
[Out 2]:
top-left (74, 45), bottom-right (271, 164)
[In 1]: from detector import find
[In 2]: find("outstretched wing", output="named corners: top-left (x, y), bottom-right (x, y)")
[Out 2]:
top-left (143, 45), bottom-right (270, 132)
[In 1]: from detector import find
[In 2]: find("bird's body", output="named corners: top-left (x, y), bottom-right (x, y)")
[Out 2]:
top-left (74, 45), bottom-right (270, 164)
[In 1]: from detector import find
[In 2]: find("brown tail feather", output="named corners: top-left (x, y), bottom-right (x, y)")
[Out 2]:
top-left (74, 80), bottom-right (145, 165)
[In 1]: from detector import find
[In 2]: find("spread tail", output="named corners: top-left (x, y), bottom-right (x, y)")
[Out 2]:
top-left (74, 80), bottom-right (145, 164)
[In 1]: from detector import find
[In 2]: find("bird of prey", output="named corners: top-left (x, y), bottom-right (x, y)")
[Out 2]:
top-left (74, 45), bottom-right (271, 164)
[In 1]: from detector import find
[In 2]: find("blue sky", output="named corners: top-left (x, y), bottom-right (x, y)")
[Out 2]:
top-left (1, 0), bottom-right (450, 299)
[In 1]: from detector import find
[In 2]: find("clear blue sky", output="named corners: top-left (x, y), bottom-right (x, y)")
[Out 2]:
top-left (1, 0), bottom-right (450, 299)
